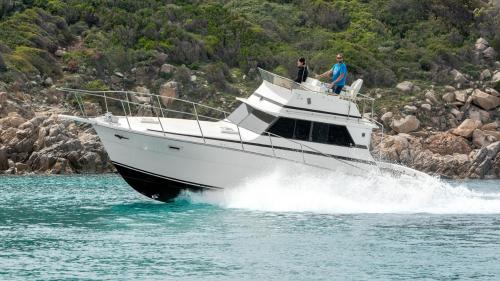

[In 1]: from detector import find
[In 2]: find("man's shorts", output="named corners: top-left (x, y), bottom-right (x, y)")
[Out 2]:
top-left (332, 85), bottom-right (344, 94)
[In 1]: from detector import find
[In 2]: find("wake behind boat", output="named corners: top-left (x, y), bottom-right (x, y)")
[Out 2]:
top-left (59, 68), bottom-right (427, 202)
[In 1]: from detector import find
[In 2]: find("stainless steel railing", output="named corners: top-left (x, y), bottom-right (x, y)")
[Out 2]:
top-left (58, 88), bottom-right (367, 171)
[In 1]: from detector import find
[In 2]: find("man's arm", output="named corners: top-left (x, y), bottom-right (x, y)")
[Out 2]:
top-left (315, 69), bottom-right (332, 79)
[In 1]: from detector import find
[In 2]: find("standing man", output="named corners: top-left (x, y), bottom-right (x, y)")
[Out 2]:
top-left (315, 53), bottom-right (347, 94)
top-left (294, 57), bottom-right (308, 83)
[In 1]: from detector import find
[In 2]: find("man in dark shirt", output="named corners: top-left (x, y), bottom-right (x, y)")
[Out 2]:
top-left (294, 57), bottom-right (308, 83)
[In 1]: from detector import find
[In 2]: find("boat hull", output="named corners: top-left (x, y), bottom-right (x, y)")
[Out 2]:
top-left (92, 122), bottom-right (379, 201)
top-left (112, 162), bottom-right (208, 202)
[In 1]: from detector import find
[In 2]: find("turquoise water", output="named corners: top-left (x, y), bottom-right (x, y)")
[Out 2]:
top-left (1, 174), bottom-right (500, 280)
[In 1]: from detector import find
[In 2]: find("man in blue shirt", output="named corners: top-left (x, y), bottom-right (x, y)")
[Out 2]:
top-left (316, 53), bottom-right (347, 94)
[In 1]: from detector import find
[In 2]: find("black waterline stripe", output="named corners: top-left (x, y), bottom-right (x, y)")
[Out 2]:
top-left (147, 129), bottom-right (376, 166)
top-left (112, 161), bottom-right (222, 189)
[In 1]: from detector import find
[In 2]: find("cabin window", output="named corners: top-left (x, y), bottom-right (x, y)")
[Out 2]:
top-left (311, 122), bottom-right (329, 143)
top-left (268, 118), bottom-right (355, 147)
top-left (294, 120), bottom-right (311, 141)
top-left (328, 124), bottom-right (354, 147)
top-left (268, 117), bottom-right (294, 138)
top-left (230, 104), bottom-right (276, 133)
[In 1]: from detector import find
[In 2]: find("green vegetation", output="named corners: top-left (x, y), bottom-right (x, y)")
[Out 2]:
top-left (0, 0), bottom-right (499, 93)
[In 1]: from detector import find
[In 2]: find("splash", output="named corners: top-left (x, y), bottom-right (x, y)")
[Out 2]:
top-left (183, 165), bottom-right (500, 214)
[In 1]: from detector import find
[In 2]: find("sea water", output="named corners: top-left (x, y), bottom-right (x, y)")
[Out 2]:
top-left (0, 171), bottom-right (499, 280)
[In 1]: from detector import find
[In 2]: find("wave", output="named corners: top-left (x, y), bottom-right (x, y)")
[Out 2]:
top-left (183, 166), bottom-right (500, 214)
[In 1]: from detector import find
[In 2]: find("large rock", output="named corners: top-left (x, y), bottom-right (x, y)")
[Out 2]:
top-left (159, 81), bottom-right (178, 106)
top-left (467, 141), bottom-right (500, 178)
top-left (424, 90), bottom-right (439, 104)
top-left (483, 130), bottom-right (500, 142)
top-left (492, 72), bottom-right (500, 84)
top-left (82, 102), bottom-right (102, 116)
top-left (0, 112), bottom-right (26, 128)
top-left (160, 64), bottom-right (175, 75)
top-left (482, 122), bottom-right (498, 131)
top-left (442, 92), bottom-right (455, 103)
top-left (380, 112), bottom-right (393, 125)
top-left (391, 115), bottom-right (420, 133)
top-left (450, 108), bottom-right (463, 120)
top-left (130, 86), bottom-right (151, 104)
top-left (396, 81), bottom-right (414, 93)
top-left (475, 38), bottom-right (489, 51)
top-left (483, 47), bottom-right (497, 60)
top-left (421, 104), bottom-right (432, 111)
top-left (485, 87), bottom-right (499, 97)
top-left (451, 119), bottom-right (482, 138)
top-left (403, 105), bottom-right (417, 114)
top-left (454, 90), bottom-right (468, 103)
top-left (424, 132), bottom-right (472, 155)
top-left (480, 69), bottom-right (492, 81)
top-left (471, 89), bottom-right (500, 110)
top-left (450, 69), bottom-right (468, 84)
top-left (472, 129), bottom-right (489, 148)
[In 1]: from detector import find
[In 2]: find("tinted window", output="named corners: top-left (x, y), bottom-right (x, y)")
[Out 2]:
top-left (239, 108), bottom-right (276, 133)
top-left (294, 120), bottom-right (311, 141)
top-left (311, 122), bottom-right (329, 143)
top-left (268, 118), bottom-right (294, 138)
top-left (252, 108), bottom-right (275, 124)
top-left (328, 124), bottom-right (354, 147)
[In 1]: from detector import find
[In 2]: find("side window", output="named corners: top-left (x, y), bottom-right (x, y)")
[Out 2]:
top-left (268, 118), bottom-right (294, 138)
top-left (311, 122), bottom-right (329, 143)
top-left (294, 120), bottom-right (311, 141)
top-left (328, 124), bottom-right (354, 147)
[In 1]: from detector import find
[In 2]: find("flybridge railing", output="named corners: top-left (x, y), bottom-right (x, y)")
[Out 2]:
top-left (58, 88), bottom-right (366, 171)
top-left (258, 68), bottom-right (376, 120)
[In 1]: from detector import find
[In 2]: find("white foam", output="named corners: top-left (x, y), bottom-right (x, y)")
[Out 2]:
top-left (184, 166), bottom-right (500, 214)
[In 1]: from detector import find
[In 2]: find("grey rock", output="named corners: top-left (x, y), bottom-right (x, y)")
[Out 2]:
top-left (396, 81), bottom-right (414, 93)
top-left (492, 72), bottom-right (500, 84)
top-left (450, 69), bottom-right (468, 84)
top-left (471, 89), bottom-right (500, 111)
top-left (425, 90), bottom-right (439, 105)
top-left (442, 92), bottom-right (455, 103)
top-left (483, 47), bottom-right (497, 60)
top-left (421, 104), bottom-right (432, 111)
top-left (403, 105), bottom-right (418, 114)
top-left (444, 85), bottom-right (456, 92)
top-left (450, 108), bottom-right (463, 120)
top-left (391, 115), bottom-right (420, 133)
top-left (475, 38), bottom-right (489, 51)
top-left (381, 112), bottom-right (393, 125)
top-left (480, 69), bottom-right (492, 81)
top-left (160, 64), bottom-right (175, 75)
top-left (452, 119), bottom-right (482, 138)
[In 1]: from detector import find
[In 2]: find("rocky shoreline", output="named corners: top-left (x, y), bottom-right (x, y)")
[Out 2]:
top-left (0, 38), bottom-right (499, 178)
top-left (372, 38), bottom-right (500, 179)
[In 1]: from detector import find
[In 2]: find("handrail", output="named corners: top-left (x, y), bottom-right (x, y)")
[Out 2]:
top-left (60, 88), bottom-right (368, 172)
top-left (59, 87), bottom-right (229, 116)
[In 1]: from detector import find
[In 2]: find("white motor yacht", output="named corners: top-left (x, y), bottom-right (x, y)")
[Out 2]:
top-left (59, 68), bottom-right (427, 201)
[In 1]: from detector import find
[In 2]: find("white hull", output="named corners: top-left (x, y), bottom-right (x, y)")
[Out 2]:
top-left (91, 120), bottom-right (378, 200)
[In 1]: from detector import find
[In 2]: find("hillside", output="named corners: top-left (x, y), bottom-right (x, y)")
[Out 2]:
top-left (0, 0), bottom-right (500, 177)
